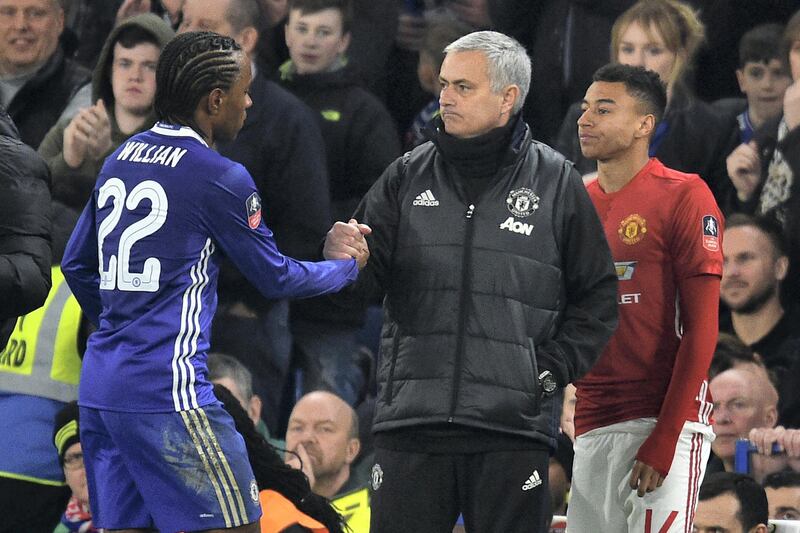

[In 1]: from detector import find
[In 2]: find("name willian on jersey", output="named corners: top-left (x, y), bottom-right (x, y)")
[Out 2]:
top-left (116, 140), bottom-right (188, 168)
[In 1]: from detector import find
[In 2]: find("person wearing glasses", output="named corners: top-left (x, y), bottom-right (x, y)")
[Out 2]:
top-left (52, 401), bottom-right (96, 533)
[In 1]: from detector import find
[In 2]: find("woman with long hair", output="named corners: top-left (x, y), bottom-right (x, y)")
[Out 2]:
top-left (555, 0), bottom-right (738, 201)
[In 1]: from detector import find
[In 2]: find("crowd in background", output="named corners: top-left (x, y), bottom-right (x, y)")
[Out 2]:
top-left (1, 0), bottom-right (800, 531)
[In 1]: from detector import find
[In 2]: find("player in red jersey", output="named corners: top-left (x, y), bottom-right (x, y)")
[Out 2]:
top-left (567, 63), bottom-right (723, 532)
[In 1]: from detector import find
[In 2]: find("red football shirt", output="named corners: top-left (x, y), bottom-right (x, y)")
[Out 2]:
top-left (575, 158), bottom-right (722, 437)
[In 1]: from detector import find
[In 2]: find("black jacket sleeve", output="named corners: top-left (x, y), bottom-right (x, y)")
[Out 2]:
top-left (0, 136), bottom-right (52, 321)
top-left (535, 161), bottom-right (618, 386)
top-left (339, 155), bottom-right (406, 303)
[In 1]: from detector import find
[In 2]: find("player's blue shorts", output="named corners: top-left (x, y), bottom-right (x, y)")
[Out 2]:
top-left (79, 402), bottom-right (262, 532)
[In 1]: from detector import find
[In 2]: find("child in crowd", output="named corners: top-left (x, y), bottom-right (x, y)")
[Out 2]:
top-left (714, 24), bottom-right (792, 144)
top-left (280, 0), bottom-right (401, 223)
top-left (405, 11), bottom-right (472, 150)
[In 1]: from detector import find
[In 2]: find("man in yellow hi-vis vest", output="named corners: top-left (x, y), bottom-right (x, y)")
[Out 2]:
top-left (0, 265), bottom-right (85, 533)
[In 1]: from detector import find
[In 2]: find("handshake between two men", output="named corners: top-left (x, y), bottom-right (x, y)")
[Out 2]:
top-left (324, 218), bottom-right (372, 270)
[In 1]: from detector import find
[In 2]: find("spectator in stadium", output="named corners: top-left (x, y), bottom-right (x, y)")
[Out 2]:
top-left (0, 0), bottom-right (91, 147)
top-left (0, 199), bottom-right (81, 533)
top-left (763, 470), bottom-right (800, 520)
top-left (708, 333), bottom-right (762, 380)
top-left (38, 13), bottom-right (174, 210)
top-left (207, 352), bottom-right (287, 448)
top-left (280, 0), bottom-right (400, 221)
top-left (283, 0), bottom-right (398, 184)
top-left (285, 391), bottom-right (363, 497)
top-left (51, 401), bottom-right (96, 533)
top-left (404, 10), bottom-right (472, 151)
top-left (693, 472), bottom-right (770, 533)
top-left (555, 0), bottom-right (737, 201)
top-left (279, 0), bottom-right (401, 405)
top-left (719, 214), bottom-right (799, 393)
top-left (215, 383), bottom-right (347, 533)
top-left (284, 390), bottom-right (369, 532)
top-left (708, 362), bottom-right (779, 478)
top-left (178, 0), bottom-right (333, 433)
top-left (725, 10), bottom-right (800, 305)
top-left (488, 0), bottom-right (635, 145)
top-left (713, 24), bottom-right (792, 145)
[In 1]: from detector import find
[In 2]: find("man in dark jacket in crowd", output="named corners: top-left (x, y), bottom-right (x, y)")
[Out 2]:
top-left (325, 30), bottom-right (618, 533)
top-left (0, 0), bottom-right (90, 148)
top-left (0, 104), bottom-right (50, 350)
top-left (178, 0), bottom-right (333, 433)
top-left (280, 0), bottom-right (401, 405)
top-left (38, 13), bottom-right (174, 211)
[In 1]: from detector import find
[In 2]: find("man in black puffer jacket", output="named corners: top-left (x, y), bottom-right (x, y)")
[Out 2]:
top-left (0, 105), bottom-right (51, 350)
top-left (325, 31), bottom-right (618, 533)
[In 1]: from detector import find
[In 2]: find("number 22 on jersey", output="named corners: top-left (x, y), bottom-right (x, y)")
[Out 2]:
top-left (97, 178), bottom-right (168, 292)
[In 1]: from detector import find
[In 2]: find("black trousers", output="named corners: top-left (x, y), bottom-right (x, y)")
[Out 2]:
top-left (370, 446), bottom-right (551, 533)
top-left (0, 477), bottom-right (70, 533)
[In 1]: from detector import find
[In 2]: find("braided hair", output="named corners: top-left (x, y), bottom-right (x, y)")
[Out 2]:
top-left (154, 31), bottom-right (243, 132)
top-left (213, 384), bottom-right (346, 533)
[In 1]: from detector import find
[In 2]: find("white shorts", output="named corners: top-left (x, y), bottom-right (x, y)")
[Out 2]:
top-left (567, 418), bottom-right (713, 533)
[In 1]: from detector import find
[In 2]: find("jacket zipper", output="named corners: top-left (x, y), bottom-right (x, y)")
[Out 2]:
top-left (529, 339), bottom-right (540, 411)
top-left (449, 203), bottom-right (476, 422)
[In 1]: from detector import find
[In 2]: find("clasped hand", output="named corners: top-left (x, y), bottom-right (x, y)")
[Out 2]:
top-left (323, 219), bottom-right (372, 270)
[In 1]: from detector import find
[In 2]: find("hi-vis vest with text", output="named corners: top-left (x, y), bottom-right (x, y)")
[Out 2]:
top-left (332, 487), bottom-right (370, 533)
top-left (0, 266), bottom-right (82, 401)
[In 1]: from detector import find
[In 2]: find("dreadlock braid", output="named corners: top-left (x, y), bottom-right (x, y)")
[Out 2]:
top-left (154, 31), bottom-right (243, 128)
top-left (213, 384), bottom-right (347, 533)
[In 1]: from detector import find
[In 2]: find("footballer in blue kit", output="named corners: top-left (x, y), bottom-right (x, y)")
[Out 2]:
top-left (61, 32), bottom-right (369, 532)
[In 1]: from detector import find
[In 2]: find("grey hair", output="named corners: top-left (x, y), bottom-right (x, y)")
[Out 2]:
top-left (207, 352), bottom-right (254, 400)
top-left (444, 30), bottom-right (531, 115)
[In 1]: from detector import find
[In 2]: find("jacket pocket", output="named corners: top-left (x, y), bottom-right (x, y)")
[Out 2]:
top-left (384, 334), bottom-right (401, 405)
top-left (528, 339), bottom-right (541, 413)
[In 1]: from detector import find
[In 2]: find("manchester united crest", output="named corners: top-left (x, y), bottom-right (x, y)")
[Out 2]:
top-left (618, 214), bottom-right (647, 245)
top-left (506, 188), bottom-right (539, 218)
top-left (371, 463), bottom-right (384, 491)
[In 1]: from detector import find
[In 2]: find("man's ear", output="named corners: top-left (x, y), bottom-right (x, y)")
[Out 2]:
top-left (236, 26), bottom-right (259, 57)
top-left (775, 255), bottom-right (789, 282)
top-left (344, 438), bottom-right (360, 465)
top-left (337, 31), bottom-right (351, 56)
top-left (765, 405), bottom-right (778, 429)
top-left (207, 88), bottom-right (225, 115)
top-left (636, 114), bottom-right (656, 139)
top-left (500, 85), bottom-right (520, 116)
top-left (735, 68), bottom-right (746, 93)
top-left (247, 394), bottom-right (263, 425)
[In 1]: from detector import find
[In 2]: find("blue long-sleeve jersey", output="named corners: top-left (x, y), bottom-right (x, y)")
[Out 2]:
top-left (62, 123), bottom-right (358, 412)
